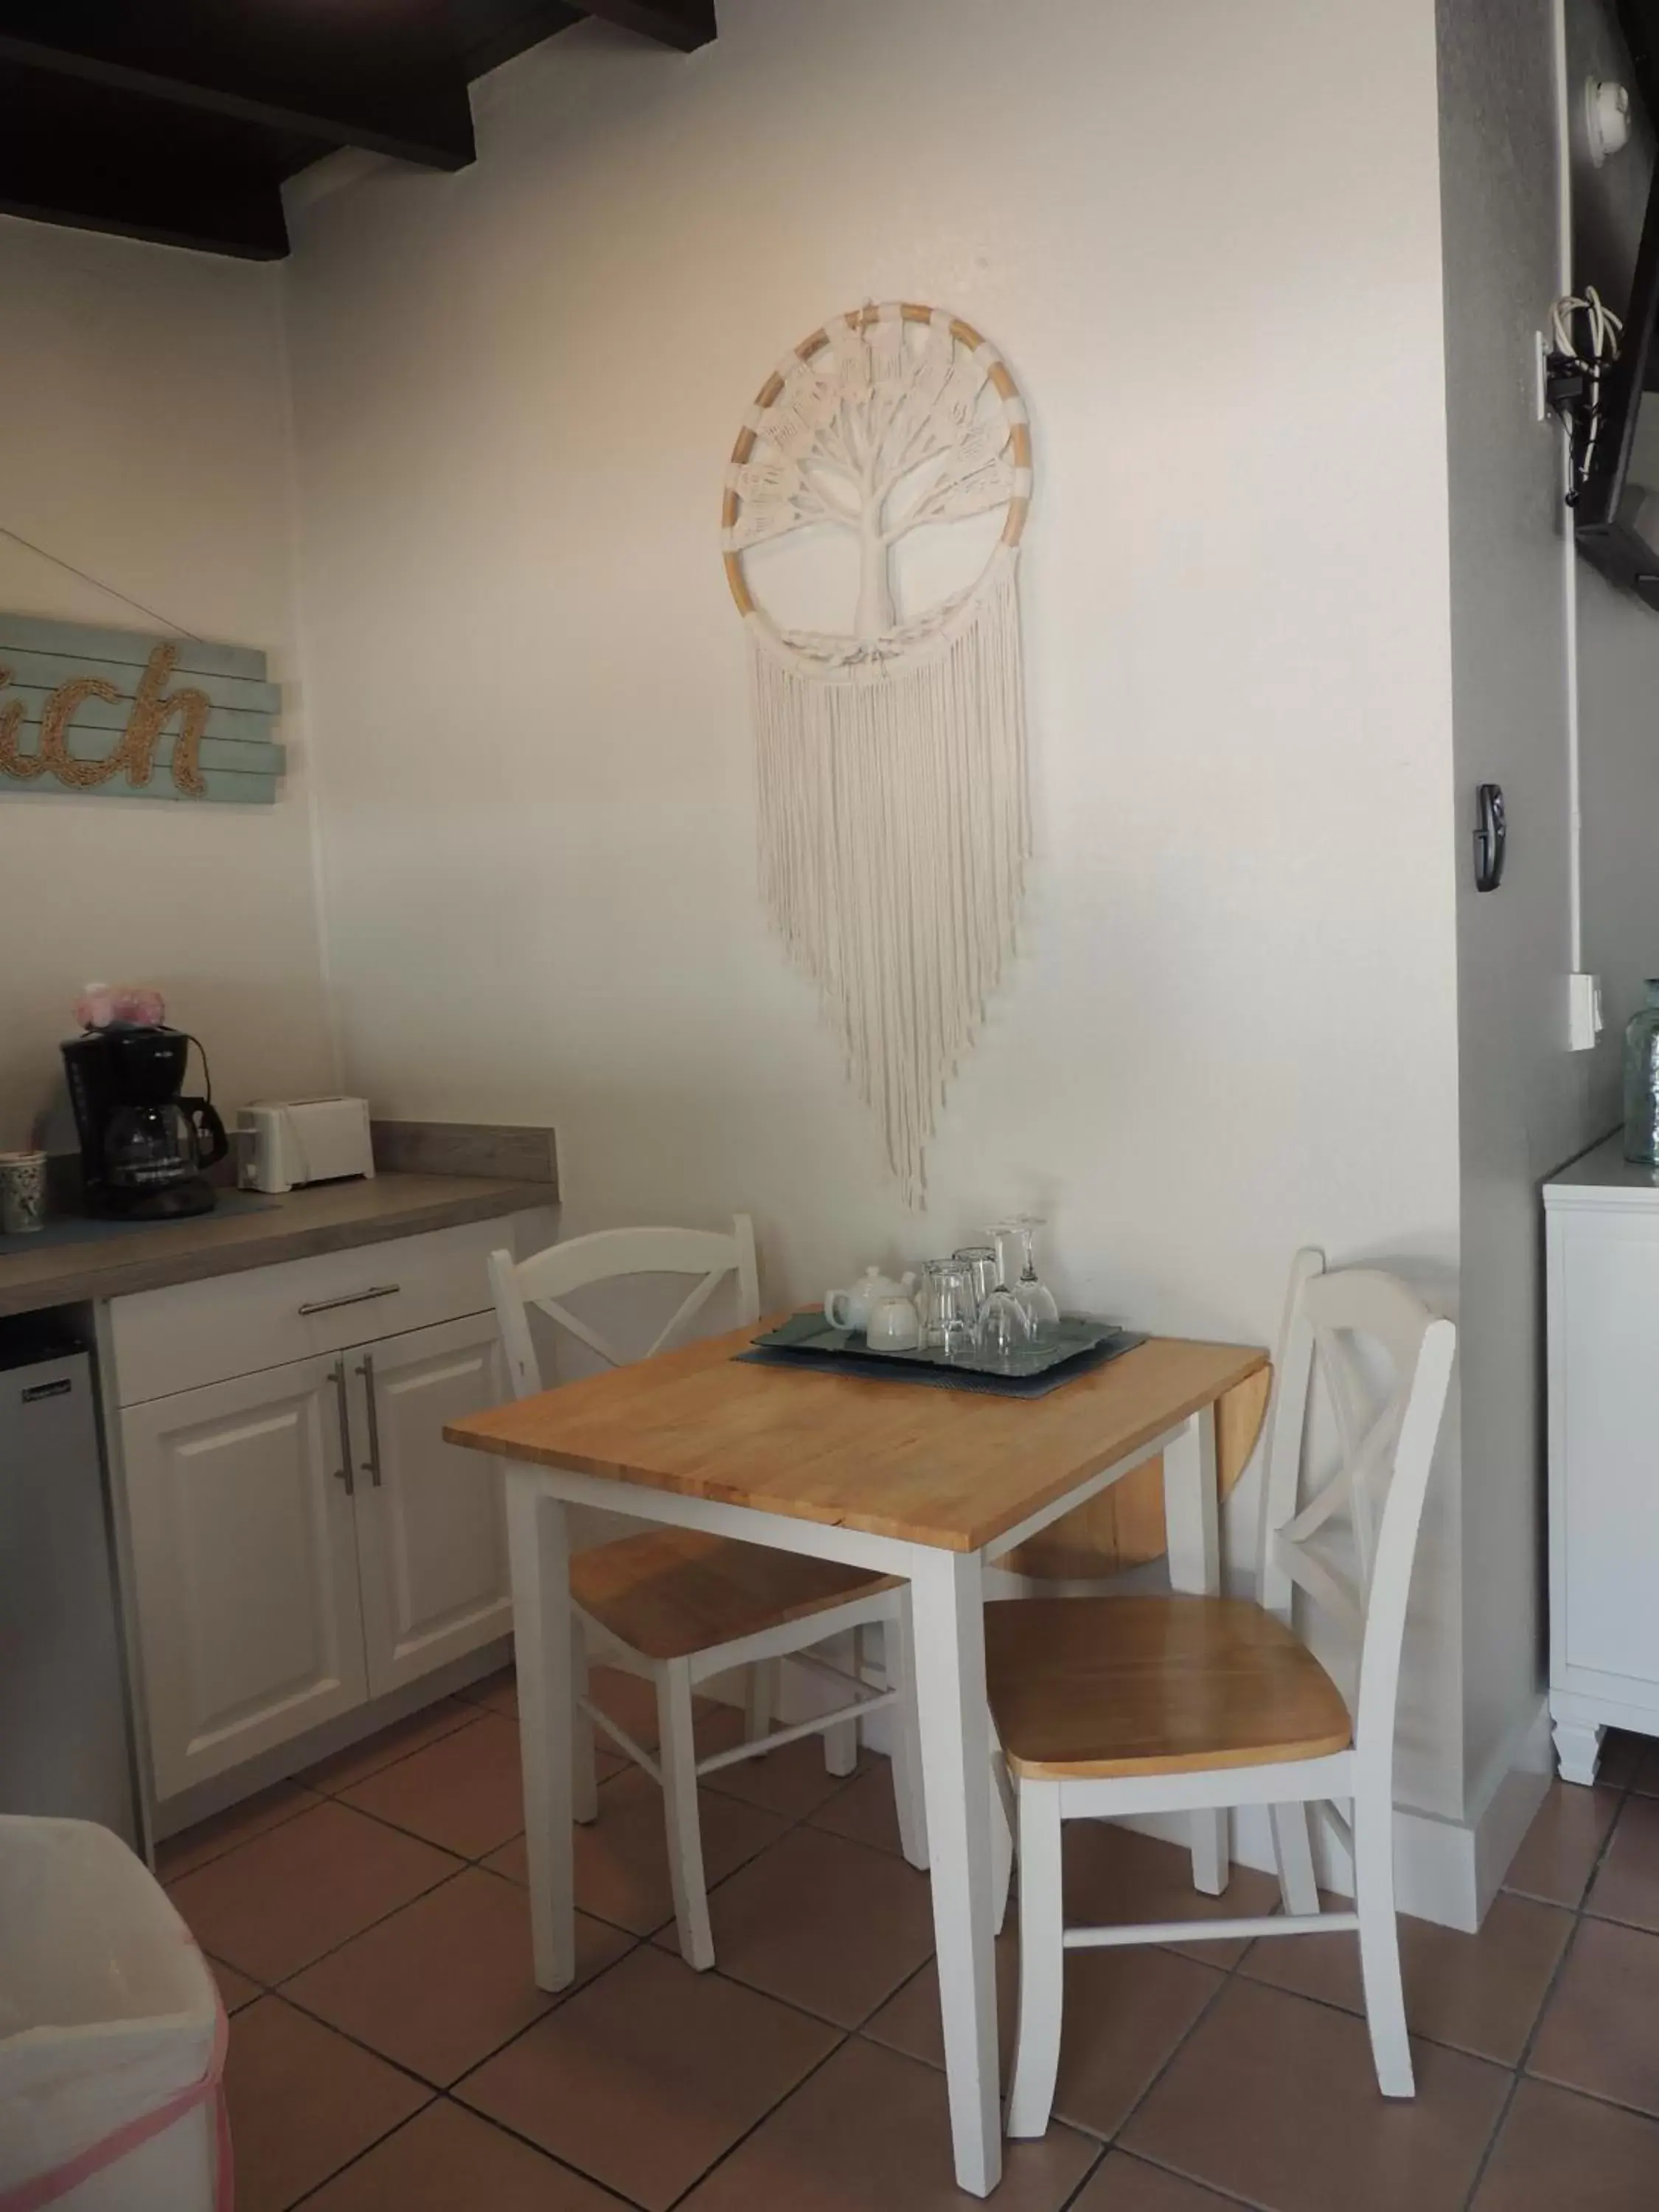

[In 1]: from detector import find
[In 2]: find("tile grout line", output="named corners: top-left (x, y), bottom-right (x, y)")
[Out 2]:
top-left (659, 2026), bottom-right (859, 2212)
top-left (156, 1786), bottom-right (326, 1883)
top-left (262, 1906), bottom-right (658, 2208)
top-left (440, 1745), bottom-right (913, 2211)
top-left (158, 1691), bottom-right (509, 1879)
top-left (221, 1697), bottom-right (1636, 2210)
top-left (219, 1722), bottom-right (897, 2210)
top-left (1085, 1854), bottom-right (1279, 2186)
top-left (1458, 1747), bottom-right (1643, 2212)
top-left (201, 1726), bottom-right (887, 2008)
top-left (192, 1695), bottom-right (1659, 2212)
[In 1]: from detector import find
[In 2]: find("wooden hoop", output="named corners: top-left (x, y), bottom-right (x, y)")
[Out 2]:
top-left (722, 302), bottom-right (1032, 622)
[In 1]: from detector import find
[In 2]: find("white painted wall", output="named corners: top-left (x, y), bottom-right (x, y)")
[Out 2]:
top-left (286, 0), bottom-right (1467, 1818)
top-left (0, 219), bottom-right (335, 1151)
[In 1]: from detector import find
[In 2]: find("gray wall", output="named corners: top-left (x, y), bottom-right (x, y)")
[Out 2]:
top-left (1439, 0), bottom-right (1659, 1813)
top-left (1438, 0), bottom-right (1601, 1809)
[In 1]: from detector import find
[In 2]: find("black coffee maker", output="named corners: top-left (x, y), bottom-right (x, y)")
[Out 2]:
top-left (62, 1026), bottom-right (229, 1220)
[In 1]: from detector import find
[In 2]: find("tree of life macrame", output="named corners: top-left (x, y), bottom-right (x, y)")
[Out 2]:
top-left (722, 303), bottom-right (1034, 1206)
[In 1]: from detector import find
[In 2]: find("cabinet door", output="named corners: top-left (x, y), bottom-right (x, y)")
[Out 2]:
top-left (350, 1314), bottom-right (513, 1699)
top-left (123, 1356), bottom-right (367, 1801)
top-left (1551, 1208), bottom-right (1659, 1694)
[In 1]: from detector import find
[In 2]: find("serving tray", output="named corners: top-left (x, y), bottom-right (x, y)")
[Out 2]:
top-left (737, 1310), bottom-right (1147, 1399)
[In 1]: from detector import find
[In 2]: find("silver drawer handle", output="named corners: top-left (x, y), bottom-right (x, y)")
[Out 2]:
top-left (358, 1350), bottom-right (383, 1487)
top-left (299, 1284), bottom-right (400, 1317)
top-left (331, 1357), bottom-right (355, 1496)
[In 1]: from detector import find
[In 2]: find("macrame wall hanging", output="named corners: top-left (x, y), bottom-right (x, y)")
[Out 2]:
top-left (722, 302), bottom-right (1034, 1206)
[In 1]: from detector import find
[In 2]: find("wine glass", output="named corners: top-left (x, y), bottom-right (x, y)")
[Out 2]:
top-left (1001, 1217), bottom-right (1061, 1341)
top-left (975, 1228), bottom-right (1034, 1368)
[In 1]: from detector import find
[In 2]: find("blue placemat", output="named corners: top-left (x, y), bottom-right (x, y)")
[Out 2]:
top-left (0, 1187), bottom-right (282, 1257)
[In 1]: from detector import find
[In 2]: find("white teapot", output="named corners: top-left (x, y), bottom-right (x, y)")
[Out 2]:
top-left (825, 1265), bottom-right (917, 1334)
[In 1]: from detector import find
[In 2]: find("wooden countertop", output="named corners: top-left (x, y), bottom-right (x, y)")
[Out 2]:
top-left (448, 1319), bottom-right (1267, 1554)
top-left (0, 1174), bottom-right (558, 1318)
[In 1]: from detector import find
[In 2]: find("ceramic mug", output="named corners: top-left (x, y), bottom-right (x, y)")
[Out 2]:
top-left (865, 1293), bottom-right (921, 1352)
top-left (0, 1150), bottom-right (48, 1235)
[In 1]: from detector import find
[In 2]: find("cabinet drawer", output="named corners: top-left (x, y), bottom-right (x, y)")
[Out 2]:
top-left (111, 1214), bottom-right (538, 1404)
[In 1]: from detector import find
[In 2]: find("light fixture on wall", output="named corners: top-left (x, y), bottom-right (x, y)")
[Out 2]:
top-left (1585, 78), bottom-right (1632, 168)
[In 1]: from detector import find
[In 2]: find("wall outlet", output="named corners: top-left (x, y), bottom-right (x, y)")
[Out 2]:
top-left (1535, 330), bottom-right (1550, 423)
top-left (1568, 972), bottom-right (1604, 1052)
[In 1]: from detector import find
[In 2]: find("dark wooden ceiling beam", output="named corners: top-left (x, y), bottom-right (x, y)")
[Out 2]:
top-left (577, 0), bottom-right (717, 52)
top-left (0, 77), bottom-right (291, 258)
top-left (0, 1), bottom-right (476, 170)
top-left (448, 0), bottom-right (588, 80)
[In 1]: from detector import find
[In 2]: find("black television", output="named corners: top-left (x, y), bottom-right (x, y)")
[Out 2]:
top-left (1573, 156), bottom-right (1659, 606)
top-left (1573, 0), bottom-right (1659, 604)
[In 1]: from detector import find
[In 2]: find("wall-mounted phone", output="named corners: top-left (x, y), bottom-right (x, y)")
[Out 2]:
top-left (1474, 782), bottom-right (1506, 893)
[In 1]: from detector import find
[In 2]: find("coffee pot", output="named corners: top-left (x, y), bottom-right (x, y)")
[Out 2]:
top-left (62, 1024), bottom-right (229, 1220)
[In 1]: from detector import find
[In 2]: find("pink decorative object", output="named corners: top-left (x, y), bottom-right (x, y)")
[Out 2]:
top-left (74, 984), bottom-right (167, 1031)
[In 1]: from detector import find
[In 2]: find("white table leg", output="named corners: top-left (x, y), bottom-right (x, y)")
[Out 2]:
top-left (1164, 1405), bottom-right (1226, 1895)
top-left (506, 1468), bottom-right (577, 1990)
top-left (908, 1547), bottom-right (1001, 2199)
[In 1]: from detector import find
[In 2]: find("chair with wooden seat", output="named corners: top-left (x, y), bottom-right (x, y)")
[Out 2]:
top-left (488, 1214), bottom-right (928, 1972)
top-left (989, 1248), bottom-right (1455, 2130)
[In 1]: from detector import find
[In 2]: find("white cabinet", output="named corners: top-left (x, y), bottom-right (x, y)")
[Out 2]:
top-left (351, 1315), bottom-right (512, 1698)
top-left (1545, 1137), bottom-right (1659, 1785)
top-left (124, 1354), bottom-right (368, 1801)
top-left (114, 1215), bottom-right (538, 1806)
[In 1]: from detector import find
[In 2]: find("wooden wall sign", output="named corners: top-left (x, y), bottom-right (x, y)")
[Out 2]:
top-left (0, 614), bottom-right (282, 804)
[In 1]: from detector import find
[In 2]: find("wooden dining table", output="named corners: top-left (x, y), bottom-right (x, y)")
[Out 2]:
top-left (445, 1318), bottom-right (1267, 2198)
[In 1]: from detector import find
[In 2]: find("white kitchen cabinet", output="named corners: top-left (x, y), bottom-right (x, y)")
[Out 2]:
top-left (123, 1353), bottom-right (368, 1801)
top-left (1545, 1136), bottom-right (1659, 1784)
top-left (350, 1314), bottom-right (512, 1698)
top-left (114, 1213), bottom-right (538, 1808)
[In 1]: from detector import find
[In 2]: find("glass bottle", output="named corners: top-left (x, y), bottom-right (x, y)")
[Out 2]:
top-left (1625, 980), bottom-right (1659, 1165)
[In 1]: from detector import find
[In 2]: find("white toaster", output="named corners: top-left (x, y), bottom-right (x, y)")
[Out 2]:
top-left (236, 1098), bottom-right (376, 1194)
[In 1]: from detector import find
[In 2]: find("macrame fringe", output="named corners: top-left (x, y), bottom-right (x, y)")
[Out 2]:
top-left (752, 560), bottom-right (1029, 1207)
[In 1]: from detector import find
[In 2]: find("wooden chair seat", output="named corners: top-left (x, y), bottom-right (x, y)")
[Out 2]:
top-left (985, 1593), bottom-right (1352, 1781)
top-left (571, 1528), bottom-right (899, 1661)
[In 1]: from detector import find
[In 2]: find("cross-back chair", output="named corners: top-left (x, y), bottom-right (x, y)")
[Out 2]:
top-left (987, 1247), bottom-right (1457, 2132)
top-left (489, 1214), bottom-right (928, 1971)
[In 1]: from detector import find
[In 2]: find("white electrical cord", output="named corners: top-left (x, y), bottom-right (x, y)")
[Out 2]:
top-left (1551, 285), bottom-right (1624, 501)
top-left (1552, 0), bottom-right (1585, 987)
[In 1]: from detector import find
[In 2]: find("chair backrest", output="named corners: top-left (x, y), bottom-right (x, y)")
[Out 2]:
top-left (488, 1215), bottom-right (761, 1399)
top-left (1256, 1247), bottom-right (1456, 1767)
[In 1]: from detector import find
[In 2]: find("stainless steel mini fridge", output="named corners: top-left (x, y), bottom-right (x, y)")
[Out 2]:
top-left (0, 1321), bottom-right (140, 1843)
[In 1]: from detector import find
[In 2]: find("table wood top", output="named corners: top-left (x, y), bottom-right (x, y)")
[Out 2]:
top-left (445, 1320), bottom-right (1269, 1554)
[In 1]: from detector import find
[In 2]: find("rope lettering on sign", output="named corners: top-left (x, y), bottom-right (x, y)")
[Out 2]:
top-left (722, 302), bottom-right (1034, 1206)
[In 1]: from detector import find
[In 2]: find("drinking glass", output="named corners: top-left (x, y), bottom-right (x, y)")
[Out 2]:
top-left (925, 1260), bottom-right (979, 1362)
top-left (1004, 1216), bottom-right (1062, 1340)
top-left (975, 1228), bottom-right (1034, 1368)
top-left (953, 1246), bottom-right (998, 1309)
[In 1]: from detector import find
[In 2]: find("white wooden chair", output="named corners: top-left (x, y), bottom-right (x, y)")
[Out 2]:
top-left (488, 1214), bottom-right (928, 1971)
top-left (989, 1248), bottom-right (1456, 2132)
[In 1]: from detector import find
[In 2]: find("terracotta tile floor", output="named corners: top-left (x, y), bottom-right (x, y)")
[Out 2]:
top-left (159, 1688), bottom-right (1659, 2209)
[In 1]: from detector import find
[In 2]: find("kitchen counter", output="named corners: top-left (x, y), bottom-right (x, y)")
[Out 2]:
top-left (0, 1172), bottom-right (558, 1318)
